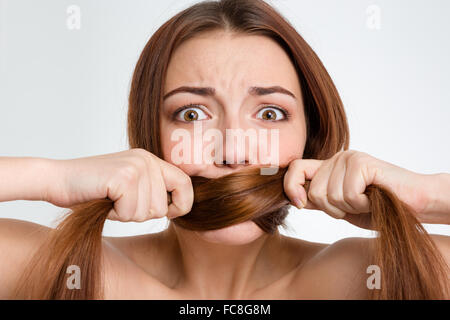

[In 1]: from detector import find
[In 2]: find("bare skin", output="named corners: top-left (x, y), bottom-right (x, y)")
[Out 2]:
top-left (0, 30), bottom-right (449, 299)
top-left (99, 227), bottom-right (369, 299)
top-left (1, 217), bottom-right (448, 299)
top-left (0, 217), bottom-right (376, 299)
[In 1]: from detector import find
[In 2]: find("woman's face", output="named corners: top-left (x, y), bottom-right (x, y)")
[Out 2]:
top-left (160, 30), bottom-right (307, 245)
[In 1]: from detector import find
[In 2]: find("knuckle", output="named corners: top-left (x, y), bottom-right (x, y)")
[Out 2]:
top-left (285, 186), bottom-right (297, 200)
top-left (344, 149), bottom-right (357, 155)
top-left (157, 209), bottom-right (169, 219)
top-left (133, 216), bottom-right (145, 223)
top-left (290, 158), bottom-right (302, 169)
top-left (348, 151), bottom-right (367, 167)
top-left (129, 148), bottom-right (154, 167)
top-left (307, 189), bottom-right (321, 203)
top-left (328, 191), bottom-right (341, 204)
top-left (341, 149), bottom-right (357, 160)
top-left (285, 174), bottom-right (297, 187)
top-left (136, 215), bottom-right (148, 222)
top-left (118, 164), bottom-right (139, 184)
top-left (117, 213), bottom-right (131, 222)
top-left (180, 174), bottom-right (193, 188)
top-left (334, 211), bottom-right (346, 219)
top-left (123, 210), bottom-right (136, 221)
top-left (152, 206), bottom-right (168, 219)
top-left (131, 154), bottom-right (148, 171)
top-left (332, 150), bottom-right (345, 159)
top-left (131, 148), bottom-right (149, 156)
top-left (343, 190), bottom-right (358, 204)
top-left (146, 208), bottom-right (155, 220)
top-left (284, 184), bottom-right (295, 197)
top-left (179, 200), bottom-right (193, 214)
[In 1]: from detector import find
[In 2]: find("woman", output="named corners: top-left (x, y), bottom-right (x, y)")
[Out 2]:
top-left (1, 0), bottom-right (449, 299)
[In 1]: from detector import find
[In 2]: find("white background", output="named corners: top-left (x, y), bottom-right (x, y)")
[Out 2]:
top-left (0, 0), bottom-right (449, 243)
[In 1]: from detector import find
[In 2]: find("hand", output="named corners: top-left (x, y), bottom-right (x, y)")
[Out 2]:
top-left (46, 148), bottom-right (194, 222)
top-left (283, 150), bottom-right (432, 229)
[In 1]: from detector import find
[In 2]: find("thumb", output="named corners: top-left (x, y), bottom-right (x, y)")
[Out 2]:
top-left (284, 159), bottom-right (321, 209)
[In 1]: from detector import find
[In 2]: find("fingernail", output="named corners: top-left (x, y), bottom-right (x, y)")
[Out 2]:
top-left (293, 198), bottom-right (304, 210)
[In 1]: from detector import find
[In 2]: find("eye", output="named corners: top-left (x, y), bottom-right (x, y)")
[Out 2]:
top-left (256, 106), bottom-right (288, 121)
top-left (174, 104), bottom-right (210, 122)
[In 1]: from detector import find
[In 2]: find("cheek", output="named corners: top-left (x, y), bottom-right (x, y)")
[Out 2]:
top-left (160, 127), bottom-right (206, 176)
top-left (276, 129), bottom-right (306, 166)
top-left (160, 123), bottom-right (187, 163)
top-left (160, 133), bottom-right (177, 162)
top-left (160, 120), bottom-right (306, 169)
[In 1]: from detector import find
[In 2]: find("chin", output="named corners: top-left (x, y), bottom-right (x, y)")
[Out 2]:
top-left (194, 220), bottom-right (265, 245)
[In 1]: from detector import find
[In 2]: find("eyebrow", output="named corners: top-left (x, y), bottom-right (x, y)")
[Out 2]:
top-left (163, 85), bottom-right (297, 101)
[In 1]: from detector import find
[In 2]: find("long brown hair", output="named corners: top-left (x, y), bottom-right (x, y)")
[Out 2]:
top-left (12, 0), bottom-right (448, 299)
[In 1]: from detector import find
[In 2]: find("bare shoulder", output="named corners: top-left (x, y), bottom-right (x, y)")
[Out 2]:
top-left (0, 218), bottom-right (52, 299)
top-left (0, 217), bottom-right (51, 238)
top-left (0, 218), bottom-right (173, 299)
top-left (289, 236), bottom-right (376, 299)
top-left (101, 232), bottom-right (162, 267)
top-left (102, 233), bottom-right (154, 253)
top-left (101, 233), bottom-right (176, 299)
top-left (428, 234), bottom-right (450, 251)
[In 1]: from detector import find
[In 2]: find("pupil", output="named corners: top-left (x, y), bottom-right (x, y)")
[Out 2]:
top-left (264, 110), bottom-right (275, 120)
top-left (184, 110), bottom-right (198, 121)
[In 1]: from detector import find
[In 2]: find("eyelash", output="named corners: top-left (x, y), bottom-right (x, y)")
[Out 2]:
top-left (172, 103), bottom-right (291, 122)
top-left (172, 103), bottom-right (208, 122)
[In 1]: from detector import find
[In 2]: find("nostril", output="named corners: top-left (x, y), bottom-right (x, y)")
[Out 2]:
top-left (222, 159), bottom-right (249, 167)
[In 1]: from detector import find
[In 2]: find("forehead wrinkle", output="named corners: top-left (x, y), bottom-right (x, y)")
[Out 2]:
top-left (166, 33), bottom-right (301, 110)
top-left (173, 56), bottom-right (247, 112)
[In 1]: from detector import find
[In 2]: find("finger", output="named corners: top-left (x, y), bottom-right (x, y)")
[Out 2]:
top-left (343, 154), bottom-right (371, 213)
top-left (303, 200), bottom-right (319, 210)
top-left (107, 208), bottom-right (121, 221)
top-left (148, 163), bottom-right (169, 219)
top-left (109, 175), bottom-right (139, 222)
top-left (327, 152), bottom-right (361, 214)
top-left (158, 160), bottom-right (194, 218)
top-left (307, 156), bottom-right (347, 219)
top-left (283, 159), bottom-right (322, 209)
top-left (134, 167), bottom-right (153, 221)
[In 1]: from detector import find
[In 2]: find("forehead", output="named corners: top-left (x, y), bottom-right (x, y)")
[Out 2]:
top-left (164, 30), bottom-right (300, 96)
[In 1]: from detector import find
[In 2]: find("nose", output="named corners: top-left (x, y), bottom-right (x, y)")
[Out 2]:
top-left (213, 114), bottom-right (253, 169)
top-left (220, 159), bottom-right (249, 169)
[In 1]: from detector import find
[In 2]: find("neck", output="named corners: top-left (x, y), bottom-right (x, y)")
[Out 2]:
top-left (162, 221), bottom-right (284, 299)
